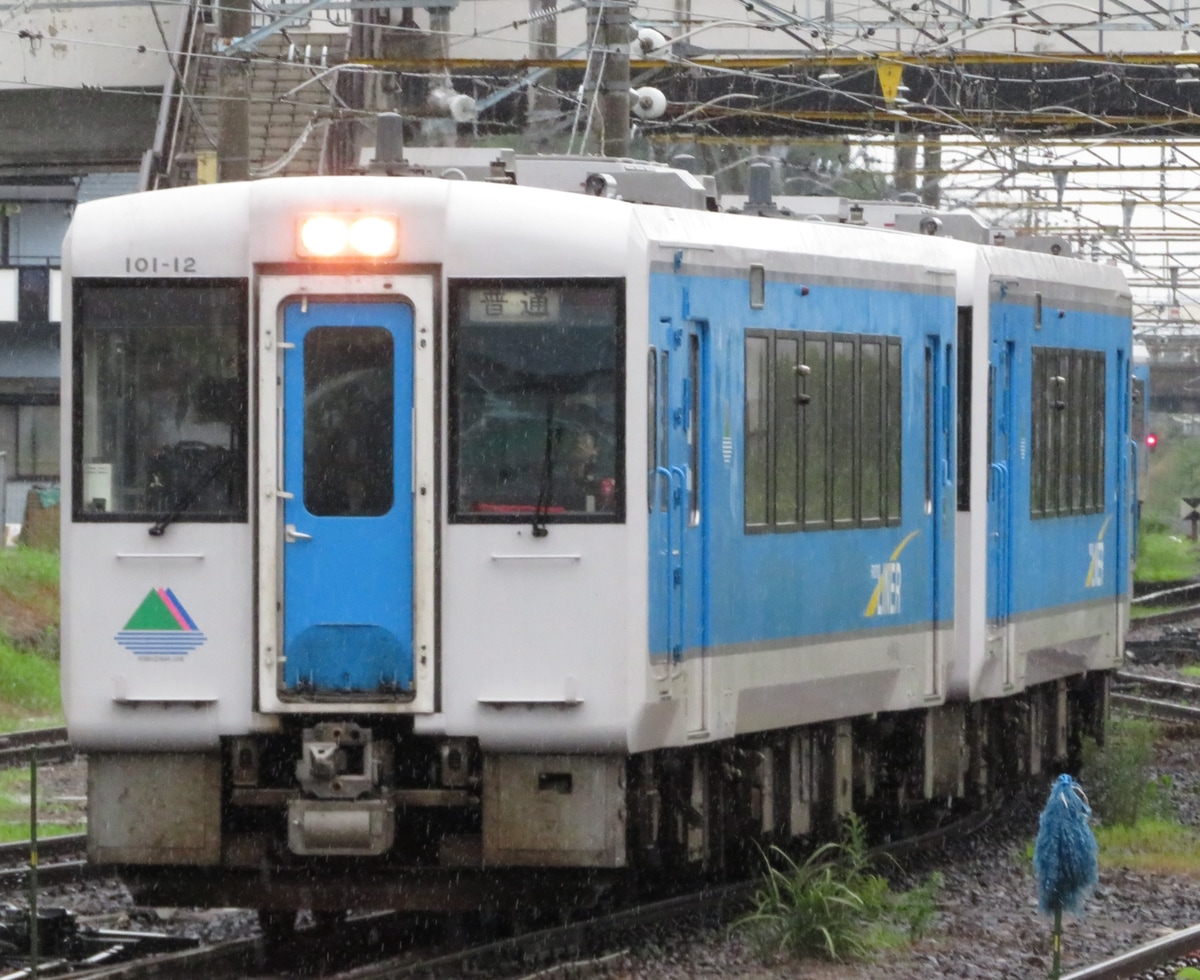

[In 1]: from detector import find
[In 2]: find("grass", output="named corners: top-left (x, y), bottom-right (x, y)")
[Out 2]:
top-left (1136, 531), bottom-right (1200, 583)
top-left (1080, 716), bottom-right (1200, 879)
top-left (0, 546), bottom-right (72, 840)
top-left (0, 636), bottom-right (62, 732)
top-left (734, 815), bottom-right (940, 964)
top-left (1092, 819), bottom-right (1200, 876)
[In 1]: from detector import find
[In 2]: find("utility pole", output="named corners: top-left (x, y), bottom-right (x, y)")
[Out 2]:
top-left (217, 0), bottom-right (252, 182)
top-left (922, 133), bottom-right (942, 208)
top-left (527, 0), bottom-right (558, 149)
top-left (598, 0), bottom-right (632, 158)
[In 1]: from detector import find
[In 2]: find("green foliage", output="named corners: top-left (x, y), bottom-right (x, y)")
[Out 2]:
top-left (0, 768), bottom-right (83, 842)
top-left (1136, 532), bottom-right (1200, 583)
top-left (1081, 717), bottom-right (1172, 828)
top-left (1177, 967), bottom-right (1200, 979)
top-left (734, 815), bottom-right (941, 962)
top-left (1093, 818), bottom-right (1200, 875)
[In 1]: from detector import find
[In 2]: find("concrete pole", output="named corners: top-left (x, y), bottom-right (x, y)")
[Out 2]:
top-left (527, 0), bottom-right (559, 148)
top-left (598, 0), bottom-right (632, 158)
top-left (922, 133), bottom-right (942, 208)
top-left (893, 125), bottom-right (917, 197)
top-left (217, 0), bottom-right (252, 182)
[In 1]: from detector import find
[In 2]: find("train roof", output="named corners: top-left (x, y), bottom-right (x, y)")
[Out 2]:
top-left (64, 171), bottom-right (1131, 314)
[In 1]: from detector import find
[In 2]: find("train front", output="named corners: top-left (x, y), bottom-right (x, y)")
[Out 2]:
top-left (60, 176), bottom-right (639, 912)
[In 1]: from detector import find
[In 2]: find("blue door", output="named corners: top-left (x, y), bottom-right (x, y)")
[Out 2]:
top-left (281, 301), bottom-right (415, 697)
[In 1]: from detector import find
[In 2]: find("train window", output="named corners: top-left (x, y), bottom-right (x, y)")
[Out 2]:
top-left (832, 340), bottom-right (855, 525)
top-left (658, 350), bottom-right (670, 513)
top-left (72, 279), bottom-right (248, 522)
top-left (1030, 346), bottom-right (1105, 519)
top-left (303, 327), bottom-right (394, 517)
top-left (773, 334), bottom-right (800, 527)
top-left (647, 348), bottom-right (658, 512)
top-left (802, 334), bottom-right (830, 528)
top-left (448, 280), bottom-right (624, 524)
top-left (687, 332), bottom-right (702, 526)
top-left (745, 329), bottom-right (901, 532)
top-left (749, 264), bottom-right (765, 310)
top-left (885, 339), bottom-right (902, 520)
top-left (955, 311), bottom-right (972, 512)
top-left (859, 340), bottom-right (883, 524)
top-left (744, 333), bottom-right (770, 528)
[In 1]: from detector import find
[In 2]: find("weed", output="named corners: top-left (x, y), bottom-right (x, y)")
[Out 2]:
top-left (1136, 532), bottom-right (1200, 583)
top-left (734, 814), bottom-right (941, 962)
top-left (1080, 716), bottom-right (1171, 828)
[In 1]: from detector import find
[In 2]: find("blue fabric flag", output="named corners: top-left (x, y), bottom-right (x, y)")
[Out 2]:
top-left (1033, 773), bottom-right (1099, 916)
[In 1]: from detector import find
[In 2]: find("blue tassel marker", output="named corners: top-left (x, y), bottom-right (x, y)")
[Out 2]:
top-left (1033, 774), bottom-right (1099, 979)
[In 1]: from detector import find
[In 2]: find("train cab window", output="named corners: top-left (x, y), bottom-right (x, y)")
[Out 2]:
top-left (72, 279), bottom-right (248, 522)
top-left (449, 280), bottom-right (624, 523)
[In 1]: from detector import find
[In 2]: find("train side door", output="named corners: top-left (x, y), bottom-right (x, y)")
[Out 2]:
top-left (987, 338), bottom-right (1016, 689)
top-left (650, 321), bottom-right (709, 736)
top-left (279, 300), bottom-right (415, 698)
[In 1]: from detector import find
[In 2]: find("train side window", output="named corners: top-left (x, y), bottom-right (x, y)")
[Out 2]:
top-left (659, 350), bottom-right (670, 512)
top-left (773, 333), bottom-right (800, 527)
top-left (956, 310), bottom-right (972, 512)
top-left (832, 340), bottom-right (856, 525)
top-left (742, 328), bottom-right (900, 533)
top-left (303, 327), bottom-right (394, 517)
top-left (448, 279), bottom-right (625, 524)
top-left (802, 333), bottom-right (830, 529)
top-left (647, 348), bottom-right (658, 512)
top-left (744, 332), bottom-right (771, 527)
top-left (687, 331), bottom-right (702, 526)
top-left (1031, 345), bottom-right (1105, 519)
top-left (859, 339), bottom-right (883, 525)
top-left (885, 338), bottom-right (902, 522)
top-left (73, 278), bottom-right (248, 522)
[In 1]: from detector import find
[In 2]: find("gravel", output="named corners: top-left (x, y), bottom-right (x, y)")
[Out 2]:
top-left (19, 635), bottom-right (1200, 978)
top-left (599, 649), bottom-right (1200, 978)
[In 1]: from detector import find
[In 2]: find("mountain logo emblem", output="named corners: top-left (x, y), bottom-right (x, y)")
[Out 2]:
top-left (115, 588), bottom-right (207, 656)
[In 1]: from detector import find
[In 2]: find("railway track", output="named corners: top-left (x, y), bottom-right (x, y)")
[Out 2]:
top-left (1112, 671), bottom-right (1200, 723)
top-left (0, 727), bottom-right (73, 769)
top-left (1062, 922), bottom-right (1200, 979)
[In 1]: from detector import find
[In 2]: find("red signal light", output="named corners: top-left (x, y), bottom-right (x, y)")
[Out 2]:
top-left (1146, 432), bottom-right (1158, 450)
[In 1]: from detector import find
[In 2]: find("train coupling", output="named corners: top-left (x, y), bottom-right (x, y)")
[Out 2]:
top-left (289, 722), bottom-right (395, 856)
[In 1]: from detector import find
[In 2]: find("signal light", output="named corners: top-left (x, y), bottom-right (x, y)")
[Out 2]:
top-left (1146, 432), bottom-right (1158, 451)
top-left (296, 213), bottom-right (399, 259)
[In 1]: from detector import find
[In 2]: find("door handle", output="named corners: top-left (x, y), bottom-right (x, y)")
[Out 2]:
top-left (285, 524), bottom-right (313, 543)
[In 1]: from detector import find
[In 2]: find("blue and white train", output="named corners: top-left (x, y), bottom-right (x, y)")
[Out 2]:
top-left (60, 153), bottom-right (1133, 918)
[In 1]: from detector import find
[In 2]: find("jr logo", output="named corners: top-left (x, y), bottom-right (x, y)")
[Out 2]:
top-left (1085, 516), bottom-right (1112, 589)
top-left (865, 530), bottom-right (920, 617)
top-left (870, 562), bottom-right (903, 615)
top-left (1087, 542), bottom-right (1104, 588)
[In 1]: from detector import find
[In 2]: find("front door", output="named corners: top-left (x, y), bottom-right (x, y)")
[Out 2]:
top-left (280, 300), bottom-right (415, 697)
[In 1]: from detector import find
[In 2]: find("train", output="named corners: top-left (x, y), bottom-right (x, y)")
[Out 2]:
top-left (59, 150), bottom-right (1134, 925)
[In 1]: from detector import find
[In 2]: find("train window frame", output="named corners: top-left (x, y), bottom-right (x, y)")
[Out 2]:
top-left (1030, 345), bottom-right (1106, 520)
top-left (744, 328), bottom-right (902, 533)
top-left (71, 277), bottom-right (249, 525)
top-left (447, 278), bottom-right (626, 526)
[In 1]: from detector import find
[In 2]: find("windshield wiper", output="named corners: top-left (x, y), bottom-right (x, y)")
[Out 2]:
top-left (532, 402), bottom-right (561, 538)
top-left (149, 449), bottom-right (234, 537)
